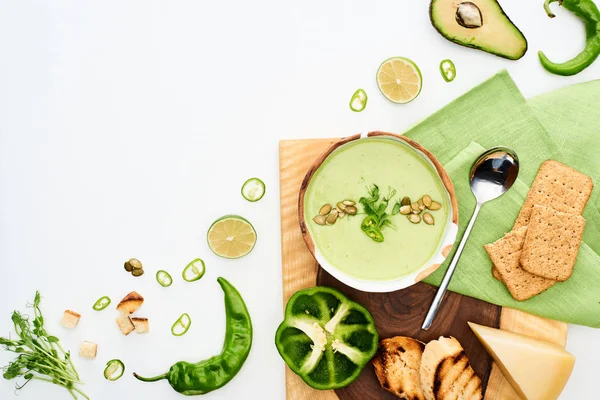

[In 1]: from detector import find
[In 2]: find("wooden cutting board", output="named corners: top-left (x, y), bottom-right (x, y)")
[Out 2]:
top-left (279, 139), bottom-right (568, 400)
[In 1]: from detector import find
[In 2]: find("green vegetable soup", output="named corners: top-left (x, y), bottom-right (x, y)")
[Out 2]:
top-left (304, 137), bottom-right (450, 281)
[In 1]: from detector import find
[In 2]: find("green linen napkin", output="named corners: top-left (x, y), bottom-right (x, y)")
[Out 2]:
top-left (403, 70), bottom-right (600, 328)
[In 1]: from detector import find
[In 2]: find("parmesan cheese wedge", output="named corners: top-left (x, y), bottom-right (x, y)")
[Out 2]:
top-left (468, 322), bottom-right (575, 400)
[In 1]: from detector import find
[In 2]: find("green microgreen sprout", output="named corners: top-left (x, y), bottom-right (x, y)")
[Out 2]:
top-left (0, 292), bottom-right (89, 399)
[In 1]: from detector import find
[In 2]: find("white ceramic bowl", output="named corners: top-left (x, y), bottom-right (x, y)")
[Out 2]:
top-left (299, 132), bottom-right (459, 293)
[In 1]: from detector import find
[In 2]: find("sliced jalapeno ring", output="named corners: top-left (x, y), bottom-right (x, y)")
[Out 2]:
top-left (182, 259), bottom-right (206, 282)
top-left (349, 88), bottom-right (368, 112)
top-left (360, 215), bottom-right (379, 231)
top-left (93, 296), bottom-right (111, 311)
top-left (104, 359), bottom-right (125, 381)
top-left (365, 227), bottom-right (384, 242)
top-left (241, 178), bottom-right (266, 202)
top-left (171, 313), bottom-right (191, 336)
top-left (156, 270), bottom-right (173, 287)
top-left (440, 59), bottom-right (456, 82)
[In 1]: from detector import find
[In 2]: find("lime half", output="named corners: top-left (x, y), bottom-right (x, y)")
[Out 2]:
top-left (241, 178), bottom-right (266, 202)
top-left (376, 57), bottom-right (422, 104)
top-left (207, 215), bottom-right (257, 259)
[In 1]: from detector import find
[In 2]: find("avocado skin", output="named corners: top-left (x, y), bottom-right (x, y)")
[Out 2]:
top-left (429, 0), bottom-right (528, 60)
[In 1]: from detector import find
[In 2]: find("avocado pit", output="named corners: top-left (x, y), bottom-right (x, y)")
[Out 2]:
top-left (456, 2), bottom-right (483, 28)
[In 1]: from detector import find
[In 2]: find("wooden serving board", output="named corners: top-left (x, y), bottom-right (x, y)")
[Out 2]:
top-left (279, 139), bottom-right (568, 400)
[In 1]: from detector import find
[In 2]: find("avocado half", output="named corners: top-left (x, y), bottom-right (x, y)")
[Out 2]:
top-left (430, 0), bottom-right (527, 60)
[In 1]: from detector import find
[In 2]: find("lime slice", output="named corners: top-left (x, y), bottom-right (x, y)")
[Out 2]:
top-left (241, 178), bottom-right (266, 202)
top-left (376, 57), bottom-right (422, 104)
top-left (207, 215), bottom-right (257, 259)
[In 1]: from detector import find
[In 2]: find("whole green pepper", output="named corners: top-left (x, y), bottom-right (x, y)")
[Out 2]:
top-left (539, 0), bottom-right (600, 76)
top-left (275, 286), bottom-right (378, 390)
top-left (133, 277), bottom-right (252, 395)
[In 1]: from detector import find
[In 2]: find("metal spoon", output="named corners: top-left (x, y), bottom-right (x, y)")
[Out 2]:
top-left (421, 147), bottom-right (519, 330)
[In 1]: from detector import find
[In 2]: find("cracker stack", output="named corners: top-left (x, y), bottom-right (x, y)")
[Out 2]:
top-left (485, 160), bottom-right (593, 301)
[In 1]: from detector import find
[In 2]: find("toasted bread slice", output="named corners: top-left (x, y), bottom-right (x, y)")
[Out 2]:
top-left (60, 310), bottom-right (81, 329)
top-left (116, 291), bottom-right (144, 315)
top-left (373, 336), bottom-right (426, 400)
top-left (420, 337), bottom-right (482, 400)
top-left (116, 315), bottom-right (135, 335)
top-left (131, 317), bottom-right (149, 334)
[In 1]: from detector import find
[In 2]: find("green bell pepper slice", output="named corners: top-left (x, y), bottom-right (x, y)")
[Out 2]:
top-left (275, 287), bottom-right (379, 390)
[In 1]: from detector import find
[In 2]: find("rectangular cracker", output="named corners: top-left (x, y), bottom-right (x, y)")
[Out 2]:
top-left (485, 227), bottom-right (556, 301)
top-left (514, 160), bottom-right (593, 229)
top-left (492, 267), bottom-right (503, 282)
top-left (520, 205), bottom-right (586, 281)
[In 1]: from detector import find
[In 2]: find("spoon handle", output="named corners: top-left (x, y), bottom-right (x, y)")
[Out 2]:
top-left (421, 202), bottom-right (483, 330)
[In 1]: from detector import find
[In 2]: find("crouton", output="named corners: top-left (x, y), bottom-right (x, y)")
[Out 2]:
top-left (116, 315), bottom-right (135, 335)
top-left (60, 310), bottom-right (81, 329)
top-left (131, 317), bottom-right (149, 334)
top-left (116, 291), bottom-right (144, 315)
top-left (79, 341), bottom-right (97, 359)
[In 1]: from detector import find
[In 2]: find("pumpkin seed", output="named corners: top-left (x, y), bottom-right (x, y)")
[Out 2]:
top-left (401, 197), bottom-right (411, 206)
top-left (313, 215), bottom-right (327, 225)
top-left (326, 212), bottom-right (338, 225)
top-left (411, 202), bottom-right (420, 212)
top-left (319, 204), bottom-right (332, 215)
top-left (412, 208), bottom-right (421, 214)
top-left (343, 200), bottom-right (355, 206)
top-left (132, 268), bottom-right (145, 277)
top-left (399, 205), bottom-right (412, 215)
top-left (337, 202), bottom-right (347, 211)
top-left (418, 198), bottom-right (425, 210)
top-left (423, 212), bottom-right (435, 225)
top-left (429, 201), bottom-right (442, 211)
top-left (345, 206), bottom-right (357, 215)
top-left (423, 195), bottom-right (432, 208)
top-left (124, 262), bottom-right (133, 272)
top-left (338, 212), bottom-right (345, 219)
top-left (407, 214), bottom-right (421, 224)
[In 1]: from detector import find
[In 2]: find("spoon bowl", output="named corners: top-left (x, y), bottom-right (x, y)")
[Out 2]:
top-left (422, 147), bottom-right (519, 330)
top-left (470, 148), bottom-right (519, 203)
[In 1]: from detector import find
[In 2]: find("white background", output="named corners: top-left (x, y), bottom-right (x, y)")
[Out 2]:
top-left (0, 1), bottom-right (599, 399)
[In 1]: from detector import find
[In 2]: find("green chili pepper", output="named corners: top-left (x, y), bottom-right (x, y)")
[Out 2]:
top-left (182, 258), bottom-right (206, 282)
top-left (539, 0), bottom-right (600, 76)
top-left (134, 277), bottom-right (252, 395)
top-left (275, 286), bottom-right (378, 390)
top-left (439, 59), bottom-right (456, 82)
top-left (361, 215), bottom-right (378, 230)
top-left (170, 313), bottom-right (192, 337)
top-left (104, 359), bottom-right (125, 381)
top-left (156, 270), bottom-right (173, 287)
top-left (361, 216), bottom-right (385, 242)
top-left (92, 296), bottom-right (111, 311)
top-left (349, 88), bottom-right (368, 112)
top-left (364, 227), bottom-right (384, 242)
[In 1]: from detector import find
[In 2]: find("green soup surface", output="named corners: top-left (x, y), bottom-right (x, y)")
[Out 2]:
top-left (304, 137), bottom-right (450, 281)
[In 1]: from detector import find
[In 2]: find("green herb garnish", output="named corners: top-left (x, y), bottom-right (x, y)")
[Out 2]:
top-left (0, 292), bottom-right (89, 399)
top-left (358, 184), bottom-right (398, 242)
